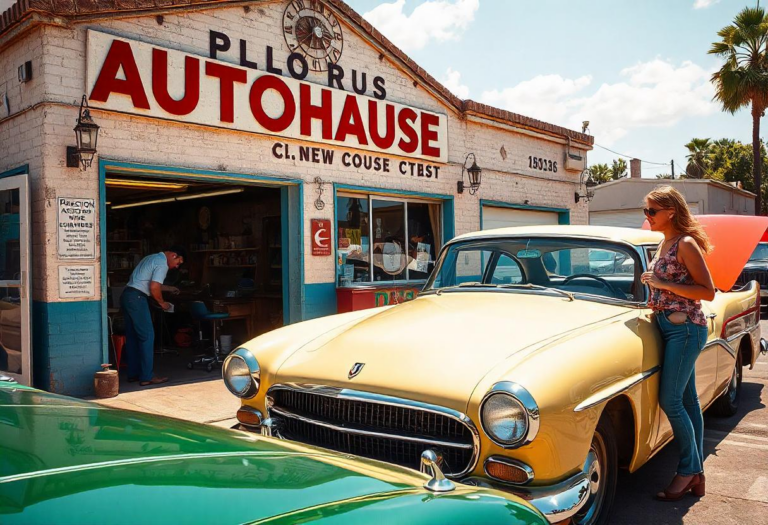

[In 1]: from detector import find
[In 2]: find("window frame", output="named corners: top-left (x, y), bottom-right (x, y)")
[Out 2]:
top-left (336, 192), bottom-right (442, 286)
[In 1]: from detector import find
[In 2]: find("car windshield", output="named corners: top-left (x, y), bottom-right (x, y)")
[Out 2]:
top-left (423, 237), bottom-right (643, 303)
top-left (749, 242), bottom-right (768, 261)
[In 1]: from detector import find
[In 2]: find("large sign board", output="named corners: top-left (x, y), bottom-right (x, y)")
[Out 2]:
top-left (85, 30), bottom-right (448, 163)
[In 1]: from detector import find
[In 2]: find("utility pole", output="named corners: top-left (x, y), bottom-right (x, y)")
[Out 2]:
top-left (671, 160), bottom-right (675, 179)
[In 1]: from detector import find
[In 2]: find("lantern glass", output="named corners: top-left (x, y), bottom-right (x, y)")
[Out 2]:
top-left (468, 162), bottom-right (482, 188)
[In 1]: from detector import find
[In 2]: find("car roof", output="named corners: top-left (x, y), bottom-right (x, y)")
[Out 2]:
top-left (451, 225), bottom-right (663, 246)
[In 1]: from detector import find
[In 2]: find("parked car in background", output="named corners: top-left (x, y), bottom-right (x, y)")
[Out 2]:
top-left (224, 220), bottom-right (768, 525)
top-left (734, 241), bottom-right (768, 317)
top-left (0, 377), bottom-right (547, 525)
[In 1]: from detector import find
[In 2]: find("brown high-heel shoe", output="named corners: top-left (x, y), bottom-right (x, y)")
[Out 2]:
top-left (655, 474), bottom-right (703, 501)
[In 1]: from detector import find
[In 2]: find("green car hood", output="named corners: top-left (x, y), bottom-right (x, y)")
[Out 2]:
top-left (0, 382), bottom-right (544, 525)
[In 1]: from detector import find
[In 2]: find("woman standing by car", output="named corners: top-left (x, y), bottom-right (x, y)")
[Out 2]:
top-left (640, 186), bottom-right (716, 502)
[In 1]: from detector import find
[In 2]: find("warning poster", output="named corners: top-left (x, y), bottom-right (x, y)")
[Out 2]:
top-left (57, 197), bottom-right (95, 259)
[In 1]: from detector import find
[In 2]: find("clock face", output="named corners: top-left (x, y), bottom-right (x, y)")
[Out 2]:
top-left (283, 0), bottom-right (343, 72)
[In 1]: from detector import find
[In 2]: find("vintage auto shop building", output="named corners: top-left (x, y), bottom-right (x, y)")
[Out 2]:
top-left (0, 0), bottom-right (592, 394)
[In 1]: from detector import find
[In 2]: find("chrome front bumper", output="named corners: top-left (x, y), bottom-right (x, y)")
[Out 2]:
top-left (463, 465), bottom-right (592, 523)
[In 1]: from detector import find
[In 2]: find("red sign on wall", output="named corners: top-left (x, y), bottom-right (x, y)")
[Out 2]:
top-left (311, 219), bottom-right (332, 256)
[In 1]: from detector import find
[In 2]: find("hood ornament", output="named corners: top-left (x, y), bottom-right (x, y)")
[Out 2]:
top-left (348, 363), bottom-right (365, 379)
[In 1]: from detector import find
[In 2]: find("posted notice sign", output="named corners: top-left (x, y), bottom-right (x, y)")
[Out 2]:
top-left (58, 197), bottom-right (95, 259)
top-left (59, 266), bottom-right (95, 298)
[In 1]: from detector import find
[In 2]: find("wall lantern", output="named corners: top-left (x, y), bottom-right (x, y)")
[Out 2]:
top-left (458, 153), bottom-right (482, 195)
top-left (574, 170), bottom-right (596, 203)
top-left (66, 95), bottom-right (100, 170)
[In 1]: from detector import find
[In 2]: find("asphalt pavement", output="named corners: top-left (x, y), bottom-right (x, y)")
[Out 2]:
top-left (610, 320), bottom-right (768, 525)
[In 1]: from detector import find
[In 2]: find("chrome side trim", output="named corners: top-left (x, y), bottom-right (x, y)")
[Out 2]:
top-left (269, 406), bottom-right (474, 450)
top-left (705, 338), bottom-right (736, 359)
top-left (266, 383), bottom-right (481, 478)
top-left (483, 456), bottom-right (534, 485)
top-left (479, 382), bottom-right (540, 449)
top-left (574, 366), bottom-right (660, 412)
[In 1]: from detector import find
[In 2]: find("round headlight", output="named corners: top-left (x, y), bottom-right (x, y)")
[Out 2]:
top-left (222, 349), bottom-right (260, 399)
top-left (481, 392), bottom-right (528, 445)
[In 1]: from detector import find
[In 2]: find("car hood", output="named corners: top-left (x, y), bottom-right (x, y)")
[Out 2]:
top-left (272, 291), bottom-right (631, 411)
top-left (0, 383), bottom-right (542, 525)
top-left (644, 215), bottom-right (768, 290)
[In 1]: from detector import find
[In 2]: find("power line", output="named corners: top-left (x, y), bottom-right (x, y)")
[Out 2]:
top-left (593, 143), bottom-right (671, 166)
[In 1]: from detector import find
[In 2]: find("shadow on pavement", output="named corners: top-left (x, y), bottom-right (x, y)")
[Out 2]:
top-left (610, 381), bottom-right (765, 524)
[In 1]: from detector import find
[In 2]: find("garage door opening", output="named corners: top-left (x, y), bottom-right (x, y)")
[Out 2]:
top-left (104, 174), bottom-right (284, 388)
top-left (482, 205), bottom-right (561, 230)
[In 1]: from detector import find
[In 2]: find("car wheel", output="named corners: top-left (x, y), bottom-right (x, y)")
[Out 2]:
top-left (571, 415), bottom-right (618, 525)
top-left (710, 349), bottom-right (742, 417)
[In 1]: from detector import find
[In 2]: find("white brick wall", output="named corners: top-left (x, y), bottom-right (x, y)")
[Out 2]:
top-left (0, 3), bottom-right (590, 302)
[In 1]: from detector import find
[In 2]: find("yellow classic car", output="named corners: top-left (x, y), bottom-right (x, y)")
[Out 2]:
top-left (223, 221), bottom-right (768, 525)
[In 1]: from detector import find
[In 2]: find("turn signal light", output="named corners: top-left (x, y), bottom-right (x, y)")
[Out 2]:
top-left (484, 458), bottom-right (533, 484)
top-left (236, 406), bottom-right (263, 428)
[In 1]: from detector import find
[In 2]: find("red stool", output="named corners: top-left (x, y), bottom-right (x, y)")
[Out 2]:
top-left (112, 335), bottom-right (126, 369)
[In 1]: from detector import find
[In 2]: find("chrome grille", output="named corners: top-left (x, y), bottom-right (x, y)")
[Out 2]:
top-left (735, 270), bottom-right (768, 288)
top-left (268, 386), bottom-right (478, 477)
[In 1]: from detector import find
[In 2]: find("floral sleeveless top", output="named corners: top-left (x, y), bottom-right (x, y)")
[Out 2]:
top-left (648, 237), bottom-right (707, 326)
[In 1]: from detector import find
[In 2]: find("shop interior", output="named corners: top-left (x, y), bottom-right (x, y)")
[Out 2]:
top-left (105, 174), bottom-right (283, 386)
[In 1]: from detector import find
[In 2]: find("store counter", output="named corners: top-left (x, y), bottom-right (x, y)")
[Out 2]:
top-left (336, 285), bottom-right (421, 313)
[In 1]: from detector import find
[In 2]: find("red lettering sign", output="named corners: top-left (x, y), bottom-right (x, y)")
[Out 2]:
top-left (86, 31), bottom-right (448, 162)
top-left (311, 219), bottom-right (332, 256)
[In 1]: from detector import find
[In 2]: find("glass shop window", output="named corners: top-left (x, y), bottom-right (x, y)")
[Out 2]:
top-left (336, 194), bottom-right (441, 286)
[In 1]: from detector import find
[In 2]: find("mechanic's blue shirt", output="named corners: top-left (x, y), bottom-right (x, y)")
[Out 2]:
top-left (127, 253), bottom-right (168, 296)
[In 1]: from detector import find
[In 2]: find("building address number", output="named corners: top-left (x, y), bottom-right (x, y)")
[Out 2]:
top-left (529, 156), bottom-right (558, 173)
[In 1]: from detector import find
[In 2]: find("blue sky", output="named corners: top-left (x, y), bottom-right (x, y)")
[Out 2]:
top-left (348, 0), bottom-right (756, 177)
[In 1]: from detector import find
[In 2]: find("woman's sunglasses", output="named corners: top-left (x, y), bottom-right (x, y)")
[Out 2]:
top-left (643, 207), bottom-right (668, 217)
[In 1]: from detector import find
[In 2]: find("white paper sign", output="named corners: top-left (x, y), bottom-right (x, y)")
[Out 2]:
top-left (57, 197), bottom-right (96, 259)
top-left (59, 266), bottom-right (95, 298)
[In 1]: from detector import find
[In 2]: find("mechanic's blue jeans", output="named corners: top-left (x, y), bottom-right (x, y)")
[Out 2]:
top-left (120, 287), bottom-right (155, 382)
top-left (656, 310), bottom-right (708, 476)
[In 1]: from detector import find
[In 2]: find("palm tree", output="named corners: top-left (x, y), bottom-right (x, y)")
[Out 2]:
top-left (610, 158), bottom-right (628, 180)
top-left (683, 138), bottom-right (712, 179)
top-left (710, 6), bottom-right (768, 214)
top-left (587, 163), bottom-right (612, 184)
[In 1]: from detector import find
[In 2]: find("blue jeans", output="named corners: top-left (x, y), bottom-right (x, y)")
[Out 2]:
top-left (656, 310), bottom-right (708, 476)
top-left (120, 287), bottom-right (155, 382)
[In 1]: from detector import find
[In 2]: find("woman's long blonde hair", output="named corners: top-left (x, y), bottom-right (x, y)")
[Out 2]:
top-left (646, 185), bottom-right (713, 254)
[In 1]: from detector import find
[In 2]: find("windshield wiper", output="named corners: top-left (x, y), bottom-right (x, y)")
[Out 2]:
top-left (498, 283), bottom-right (574, 302)
top-left (433, 282), bottom-right (500, 295)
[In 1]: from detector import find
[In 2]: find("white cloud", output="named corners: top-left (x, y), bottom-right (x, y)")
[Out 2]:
top-left (362, 0), bottom-right (480, 52)
top-left (442, 67), bottom-right (470, 99)
top-left (481, 74), bottom-right (592, 125)
top-left (693, 0), bottom-right (720, 9)
top-left (479, 59), bottom-right (717, 146)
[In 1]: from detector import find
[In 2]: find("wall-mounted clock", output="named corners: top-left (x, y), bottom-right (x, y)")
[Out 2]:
top-left (283, 0), bottom-right (344, 72)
